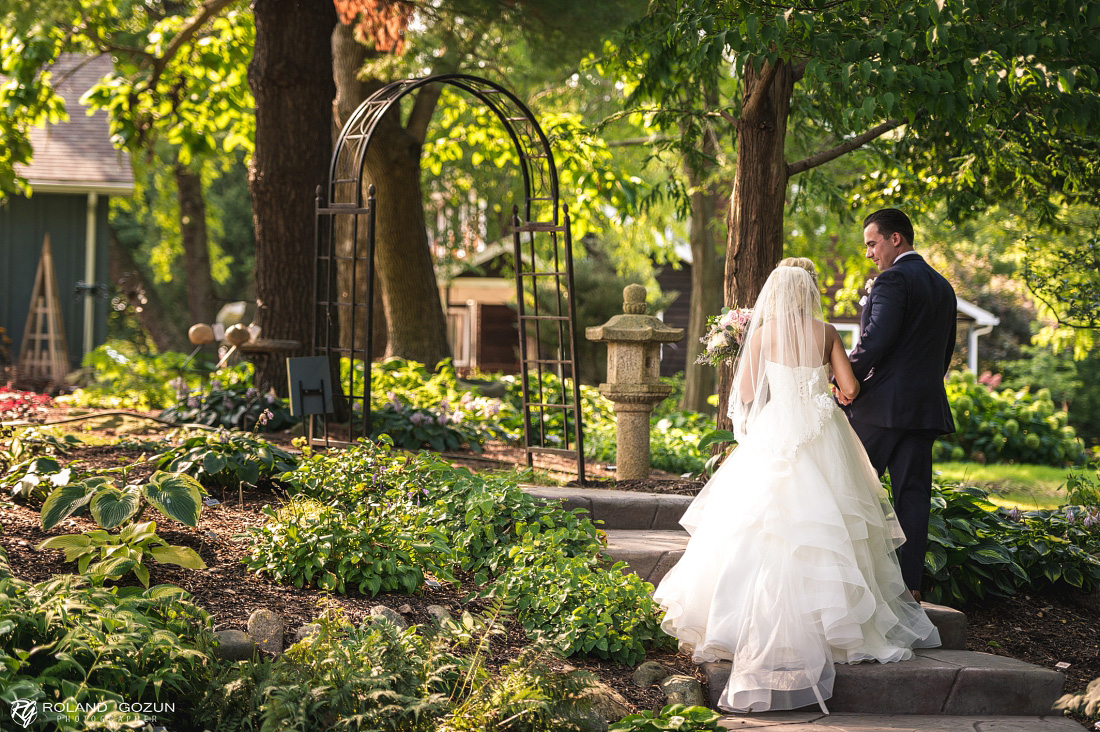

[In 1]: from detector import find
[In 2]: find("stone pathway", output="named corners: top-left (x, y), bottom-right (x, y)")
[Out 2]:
top-left (520, 483), bottom-right (1080, 732)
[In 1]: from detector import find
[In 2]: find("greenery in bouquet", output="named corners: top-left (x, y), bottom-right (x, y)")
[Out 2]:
top-left (695, 307), bottom-right (753, 368)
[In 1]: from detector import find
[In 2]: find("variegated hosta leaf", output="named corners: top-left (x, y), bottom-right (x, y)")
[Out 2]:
top-left (143, 472), bottom-right (203, 527)
top-left (88, 556), bottom-right (137, 582)
top-left (119, 521), bottom-right (158, 544)
top-left (40, 482), bottom-right (99, 530)
top-left (90, 486), bottom-right (142, 529)
top-left (36, 533), bottom-right (93, 551)
top-left (149, 545), bottom-right (207, 570)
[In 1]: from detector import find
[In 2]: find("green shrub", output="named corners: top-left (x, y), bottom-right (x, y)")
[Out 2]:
top-left (61, 340), bottom-right (206, 411)
top-left (610, 704), bottom-right (723, 732)
top-left (159, 363), bottom-right (297, 432)
top-left (40, 470), bottom-right (205, 530)
top-left (2, 427), bottom-right (83, 500)
top-left (197, 608), bottom-right (451, 732)
top-left (196, 605), bottom-right (596, 732)
top-left (1066, 462), bottom-right (1100, 507)
top-left (37, 519), bottom-right (207, 588)
top-left (491, 526), bottom-right (673, 665)
top-left (36, 471), bottom-right (208, 587)
top-left (244, 495), bottom-right (453, 595)
top-left (282, 440), bottom-right (601, 584)
top-left (260, 440), bottom-right (668, 665)
top-left (935, 371), bottom-right (1087, 466)
top-left (922, 481), bottom-right (1100, 606)
top-left (153, 428), bottom-right (297, 488)
top-left (0, 554), bottom-right (214, 731)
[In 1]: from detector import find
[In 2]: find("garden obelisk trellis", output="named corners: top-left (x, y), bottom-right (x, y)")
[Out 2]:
top-left (312, 74), bottom-right (586, 483)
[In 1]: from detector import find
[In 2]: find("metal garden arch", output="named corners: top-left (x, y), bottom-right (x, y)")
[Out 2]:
top-left (311, 73), bottom-right (586, 483)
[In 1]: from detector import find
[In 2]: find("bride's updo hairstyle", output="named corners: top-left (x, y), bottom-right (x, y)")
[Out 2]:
top-left (759, 257), bottom-right (819, 319)
top-left (777, 256), bottom-right (819, 286)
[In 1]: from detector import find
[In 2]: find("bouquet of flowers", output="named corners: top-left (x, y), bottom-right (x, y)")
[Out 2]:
top-left (695, 307), bottom-right (753, 368)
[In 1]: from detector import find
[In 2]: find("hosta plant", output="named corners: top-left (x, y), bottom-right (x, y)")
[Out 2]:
top-left (154, 428), bottom-right (297, 489)
top-left (40, 471), bottom-right (205, 530)
top-left (36, 520), bottom-right (207, 587)
top-left (4, 456), bottom-right (72, 502)
top-left (921, 481), bottom-right (1100, 605)
top-left (0, 557), bottom-right (215, 732)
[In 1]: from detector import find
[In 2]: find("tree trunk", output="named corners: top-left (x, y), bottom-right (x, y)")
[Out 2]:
top-left (331, 22), bottom-right (387, 360)
top-left (679, 103), bottom-right (724, 413)
top-left (716, 61), bottom-right (795, 431)
top-left (248, 0), bottom-right (337, 393)
top-left (175, 161), bottom-right (217, 326)
top-left (108, 229), bottom-right (188, 352)
top-left (362, 97), bottom-right (451, 368)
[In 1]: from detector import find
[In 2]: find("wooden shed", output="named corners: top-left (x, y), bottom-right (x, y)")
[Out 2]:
top-left (0, 54), bottom-right (133, 375)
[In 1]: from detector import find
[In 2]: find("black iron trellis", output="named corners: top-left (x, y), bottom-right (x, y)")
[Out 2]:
top-left (311, 73), bottom-right (586, 483)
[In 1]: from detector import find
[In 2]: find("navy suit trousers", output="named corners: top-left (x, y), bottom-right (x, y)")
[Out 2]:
top-left (850, 420), bottom-right (938, 592)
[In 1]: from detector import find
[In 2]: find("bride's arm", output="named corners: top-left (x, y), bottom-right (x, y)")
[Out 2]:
top-left (738, 328), bottom-right (764, 403)
top-left (828, 325), bottom-right (860, 401)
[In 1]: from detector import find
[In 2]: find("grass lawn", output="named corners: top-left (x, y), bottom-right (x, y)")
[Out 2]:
top-left (933, 461), bottom-right (1074, 510)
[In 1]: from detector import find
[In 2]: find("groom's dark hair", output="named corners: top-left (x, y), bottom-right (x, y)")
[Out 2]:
top-left (863, 208), bottom-right (914, 248)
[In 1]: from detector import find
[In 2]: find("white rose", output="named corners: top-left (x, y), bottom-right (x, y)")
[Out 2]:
top-left (708, 332), bottom-right (730, 351)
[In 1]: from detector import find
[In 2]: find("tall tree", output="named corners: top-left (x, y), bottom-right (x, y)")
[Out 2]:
top-left (327, 0), bottom-right (646, 368)
top-left (0, 0), bottom-right (255, 347)
top-left (619, 0), bottom-right (1100, 427)
top-left (248, 0), bottom-right (337, 388)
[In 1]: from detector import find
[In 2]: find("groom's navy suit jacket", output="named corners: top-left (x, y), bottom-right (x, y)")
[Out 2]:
top-left (842, 253), bottom-right (957, 436)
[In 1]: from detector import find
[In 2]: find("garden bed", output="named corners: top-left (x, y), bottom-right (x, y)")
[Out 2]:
top-left (3, 416), bottom-right (1099, 728)
top-left (0, 436), bottom-right (705, 716)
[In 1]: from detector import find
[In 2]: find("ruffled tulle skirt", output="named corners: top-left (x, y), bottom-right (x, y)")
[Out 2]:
top-left (653, 406), bottom-right (940, 713)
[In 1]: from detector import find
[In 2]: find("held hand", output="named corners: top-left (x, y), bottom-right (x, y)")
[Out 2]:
top-left (831, 384), bottom-right (853, 406)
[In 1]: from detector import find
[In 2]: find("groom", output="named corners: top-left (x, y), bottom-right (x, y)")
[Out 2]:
top-left (837, 209), bottom-right (957, 602)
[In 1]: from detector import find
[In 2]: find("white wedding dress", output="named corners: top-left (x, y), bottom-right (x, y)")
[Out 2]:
top-left (653, 360), bottom-right (941, 714)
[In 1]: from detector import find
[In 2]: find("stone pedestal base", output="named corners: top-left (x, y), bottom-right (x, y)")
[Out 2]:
top-left (612, 400), bottom-right (659, 480)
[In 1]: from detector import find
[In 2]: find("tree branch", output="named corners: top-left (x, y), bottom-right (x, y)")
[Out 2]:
top-left (787, 118), bottom-right (904, 176)
top-left (143, 0), bottom-right (241, 95)
top-left (607, 134), bottom-right (673, 147)
top-left (741, 60), bottom-right (780, 121)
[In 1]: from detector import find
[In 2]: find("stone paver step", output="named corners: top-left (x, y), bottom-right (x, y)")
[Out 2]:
top-left (602, 528), bottom-right (688, 585)
top-left (702, 650), bottom-right (1064, 717)
top-left (521, 483), bottom-right (693, 530)
top-left (719, 712), bottom-right (1082, 731)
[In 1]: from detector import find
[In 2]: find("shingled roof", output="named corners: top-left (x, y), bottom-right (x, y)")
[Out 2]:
top-left (15, 54), bottom-right (134, 194)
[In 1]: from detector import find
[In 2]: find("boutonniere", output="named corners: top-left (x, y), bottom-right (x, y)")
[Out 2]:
top-left (859, 277), bottom-right (876, 307)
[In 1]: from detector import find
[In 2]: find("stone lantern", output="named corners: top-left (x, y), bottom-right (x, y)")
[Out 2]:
top-left (586, 284), bottom-right (684, 480)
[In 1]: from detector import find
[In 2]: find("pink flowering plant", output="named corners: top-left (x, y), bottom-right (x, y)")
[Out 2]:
top-left (695, 307), bottom-right (753, 368)
top-left (0, 388), bottom-right (52, 423)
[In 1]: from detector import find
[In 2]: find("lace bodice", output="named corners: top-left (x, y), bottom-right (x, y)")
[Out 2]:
top-left (737, 361), bottom-right (838, 465)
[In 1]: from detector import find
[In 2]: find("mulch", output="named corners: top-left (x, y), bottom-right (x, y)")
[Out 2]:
top-left (0, 431), bottom-right (704, 715)
top-left (2, 416), bottom-right (1098, 727)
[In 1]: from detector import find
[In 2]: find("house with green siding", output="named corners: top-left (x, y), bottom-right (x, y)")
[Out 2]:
top-left (1, 54), bottom-right (134, 374)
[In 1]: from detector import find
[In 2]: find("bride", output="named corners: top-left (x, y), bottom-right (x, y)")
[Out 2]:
top-left (653, 257), bottom-right (940, 714)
